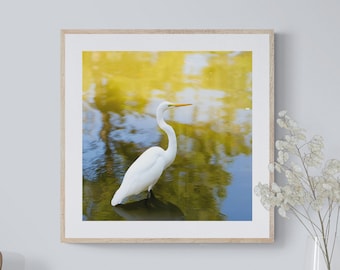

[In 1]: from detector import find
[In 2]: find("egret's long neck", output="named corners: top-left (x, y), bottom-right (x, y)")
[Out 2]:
top-left (157, 109), bottom-right (177, 167)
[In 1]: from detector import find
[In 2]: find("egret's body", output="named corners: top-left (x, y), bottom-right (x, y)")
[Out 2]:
top-left (111, 101), bottom-right (191, 206)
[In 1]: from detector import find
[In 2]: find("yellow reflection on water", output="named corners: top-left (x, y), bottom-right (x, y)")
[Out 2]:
top-left (82, 51), bottom-right (252, 221)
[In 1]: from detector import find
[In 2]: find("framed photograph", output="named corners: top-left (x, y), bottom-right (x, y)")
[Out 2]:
top-left (61, 29), bottom-right (274, 243)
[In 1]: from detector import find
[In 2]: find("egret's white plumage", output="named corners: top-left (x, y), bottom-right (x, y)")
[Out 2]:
top-left (111, 101), bottom-right (191, 206)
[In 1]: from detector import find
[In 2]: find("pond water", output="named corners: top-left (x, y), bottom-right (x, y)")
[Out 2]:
top-left (82, 51), bottom-right (252, 221)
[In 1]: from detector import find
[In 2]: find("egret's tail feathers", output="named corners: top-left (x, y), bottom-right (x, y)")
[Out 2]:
top-left (111, 197), bottom-right (121, 206)
top-left (111, 189), bottom-right (123, 206)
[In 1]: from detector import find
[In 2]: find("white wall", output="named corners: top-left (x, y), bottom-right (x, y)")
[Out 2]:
top-left (0, 0), bottom-right (339, 269)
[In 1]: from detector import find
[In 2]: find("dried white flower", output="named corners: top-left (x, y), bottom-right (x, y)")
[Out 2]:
top-left (278, 110), bottom-right (288, 117)
top-left (278, 206), bottom-right (287, 217)
top-left (271, 182), bottom-right (281, 193)
top-left (255, 111), bottom-right (340, 269)
top-left (277, 150), bottom-right (289, 164)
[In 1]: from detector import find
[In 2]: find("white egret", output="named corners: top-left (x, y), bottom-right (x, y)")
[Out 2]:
top-left (111, 101), bottom-right (191, 206)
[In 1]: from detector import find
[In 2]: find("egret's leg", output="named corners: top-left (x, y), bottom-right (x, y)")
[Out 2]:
top-left (147, 189), bottom-right (154, 199)
top-left (144, 190), bottom-right (153, 207)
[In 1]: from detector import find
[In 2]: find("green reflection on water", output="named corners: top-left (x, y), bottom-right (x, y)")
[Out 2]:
top-left (82, 51), bottom-right (252, 221)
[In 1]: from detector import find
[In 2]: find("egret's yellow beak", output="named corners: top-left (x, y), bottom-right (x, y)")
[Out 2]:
top-left (173, 103), bottom-right (192, 107)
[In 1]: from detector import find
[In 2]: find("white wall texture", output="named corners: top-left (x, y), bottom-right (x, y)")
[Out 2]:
top-left (0, 0), bottom-right (339, 269)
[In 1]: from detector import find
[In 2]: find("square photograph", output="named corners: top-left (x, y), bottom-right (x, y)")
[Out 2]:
top-left (82, 51), bottom-right (253, 222)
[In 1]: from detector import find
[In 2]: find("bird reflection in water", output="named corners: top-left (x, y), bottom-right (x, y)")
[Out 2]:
top-left (113, 191), bottom-right (185, 221)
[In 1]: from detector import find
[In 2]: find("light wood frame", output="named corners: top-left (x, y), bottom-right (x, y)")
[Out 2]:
top-left (61, 29), bottom-right (274, 243)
